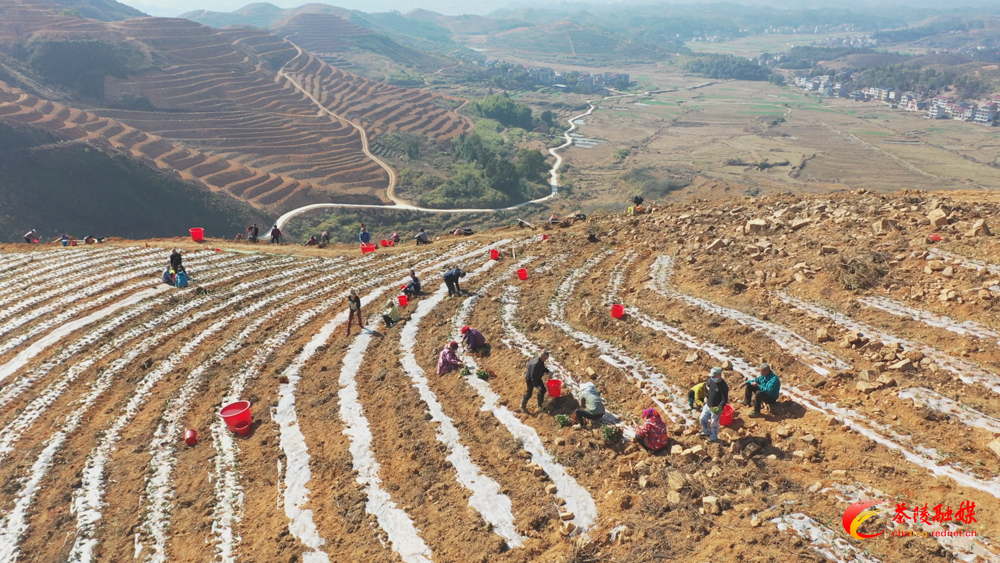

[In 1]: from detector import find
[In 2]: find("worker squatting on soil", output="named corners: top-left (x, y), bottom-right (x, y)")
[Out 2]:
top-left (23, 229), bottom-right (36, 243)
top-left (737, 362), bottom-right (781, 418)
top-left (305, 235), bottom-right (319, 246)
top-left (346, 289), bottom-right (364, 336)
top-left (443, 267), bottom-right (466, 297)
top-left (437, 341), bottom-right (462, 375)
top-left (403, 270), bottom-right (421, 298)
top-left (382, 299), bottom-right (400, 328)
top-left (460, 326), bottom-right (485, 352)
top-left (700, 367), bottom-right (729, 443)
top-left (521, 351), bottom-right (551, 413)
top-left (415, 229), bottom-right (430, 245)
top-left (573, 382), bottom-right (605, 427)
top-left (635, 408), bottom-right (669, 452)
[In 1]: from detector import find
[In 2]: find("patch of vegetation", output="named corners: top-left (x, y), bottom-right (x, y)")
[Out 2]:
top-left (556, 414), bottom-right (572, 428)
top-left (476, 369), bottom-right (490, 380)
top-left (384, 71), bottom-right (424, 87)
top-left (684, 54), bottom-right (773, 81)
top-left (831, 251), bottom-right (890, 291)
top-left (0, 124), bottom-right (265, 242)
top-left (399, 133), bottom-right (549, 209)
top-left (23, 40), bottom-right (153, 99)
top-left (601, 425), bottom-right (623, 445)
top-left (853, 64), bottom-right (991, 100)
top-left (469, 95), bottom-right (533, 130)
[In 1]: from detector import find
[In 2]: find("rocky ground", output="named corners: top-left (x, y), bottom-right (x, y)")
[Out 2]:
top-left (0, 190), bottom-right (999, 563)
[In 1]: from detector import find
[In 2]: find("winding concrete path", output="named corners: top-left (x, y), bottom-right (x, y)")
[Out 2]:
top-left (271, 55), bottom-right (707, 229)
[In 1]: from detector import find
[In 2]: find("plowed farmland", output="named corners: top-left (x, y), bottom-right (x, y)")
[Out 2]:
top-left (0, 0), bottom-right (471, 212)
top-left (1, 189), bottom-right (999, 563)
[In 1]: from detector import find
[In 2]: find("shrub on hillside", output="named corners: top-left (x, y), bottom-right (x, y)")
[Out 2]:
top-left (830, 251), bottom-right (890, 291)
top-left (24, 40), bottom-right (153, 99)
top-left (469, 95), bottom-right (533, 130)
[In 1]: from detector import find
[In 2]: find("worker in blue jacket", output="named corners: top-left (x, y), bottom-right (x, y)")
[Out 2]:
top-left (737, 362), bottom-right (781, 418)
top-left (359, 227), bottom-right (371, 245)
top-left (443, 266), bottom-right (466, 297)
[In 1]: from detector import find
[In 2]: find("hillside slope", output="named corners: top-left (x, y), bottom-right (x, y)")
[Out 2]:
top-left (0, 123), bottom-right (265, 241)
top-left (0, 190), bottom-right (998, 563)
top-left (0, 2), bottom-right (472, 213)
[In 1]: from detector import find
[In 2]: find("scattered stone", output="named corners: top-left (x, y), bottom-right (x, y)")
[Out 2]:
top-left (819, 245), bottom-right (838, 256)
top-left (790, 218), bottom-right (812, 231)
top-left (585, 367), bottom-right (596, 376)
top-left (800, 434), bottom-right (817, 445)
top-left (776, 425), bottom-right (793, 438)
top-left (560, 511), bottom-right (575, 521)
top-left (746, 219), bottom-right (767, 234)
top-left (876, 374), bottom-right (897, 387)
top-left (966, 219), bottom-right (992, 237)
top-left (670, 444), bottom-right (684, 456)
top-left (706, 238), bottom-right (725, 251)
top-left (667, 491), bottom-right (681, 505)
top-left (684, 351), bottom-right (699, 363)
top-left (831, 470), bottom-right (848, 478)
top-left (872, 218), bottom-right (897, 234)
top-left (667, 471), bottom-right (685, 491)
top-left (554, 437), bottom-right (566, 446)
top-left (702, 496), bottom-right (721, 515)
top-left (808, 481), bottom-right (823, 493)
top-left (638, 475), bottom-right (649, 489)
top-left (546, 484), bottom-right (558, 494)
top-left (721, 359), bottom-right (733, 370)
top-left (928, 208), bottom-right (948, 228)
top-left (857, 381), bottom-right (882, 394)
top-left (858, 369), bottom-right (877, 381)
top-left (889, 359), bottom-right (915, 372)
top-left (816, 327), bottom-right (832, 342)
top-left (988, 440), bottom-right (1000, 460)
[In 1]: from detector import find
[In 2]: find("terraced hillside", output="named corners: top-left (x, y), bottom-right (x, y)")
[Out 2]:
top-left (1, 189), bottom-right (999, 563)
top-left (0, 2), bottom-right (471, 212)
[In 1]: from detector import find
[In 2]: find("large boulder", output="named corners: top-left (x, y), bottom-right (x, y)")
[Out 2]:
top-left (928, 208), bottom-right (948, 228)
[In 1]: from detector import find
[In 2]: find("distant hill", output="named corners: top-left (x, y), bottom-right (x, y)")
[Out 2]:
top-left (486, 21), bottom-right (663, 62)
top-left (0, 0), bottom-right (143, 21)
top-left (270, 12), bottom-right (452, 71)
top-left (0, 123), bottom-right (266, 242)
top-left (401, 9), bottom-right (529, 35)
top-left (179, 2), bottom-right (350, 29)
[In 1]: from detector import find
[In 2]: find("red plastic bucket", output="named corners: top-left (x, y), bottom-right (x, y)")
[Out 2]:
top-left (360, 244), bottom-right (376, 254)
top-left (235, 421), bottom-right (252, 437)
top-left (517, 268), bottom-right (528, 280)
top-left (398, 295), bottom-right (408, 307)
top-left (490, 249), bottom-right (499, 260)
top-left (388, 240), bottom-right (394, 247)
top-left (381, 239), bottom-right (388, 247)
top-left (611, 304), bottom-right (624, 319)
top-left (190, 228), bottom-right (204, 242)
top-left (720, 404), bottom-right (734, 426)
top-left (542, 234), bottom-right (548, 240)
top-left (184, 429), bottom-right (198, 445)
top-left (220, 401), bottom-right (252, 432)
top-left (546, 379), bottom-right (562, 398)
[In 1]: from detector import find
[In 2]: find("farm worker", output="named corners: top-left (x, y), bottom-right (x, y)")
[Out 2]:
top-left (437, 341), bottom-right (462, 375)
top-left (635, 408), bottom-right (669, 452)
top-left (23, 229), bottom-right (36, 243)
top-left (548, 213), bottom-right (559, 224)
top-left (631, 195), bottom-right (644, 207)
top-left (382, 299), bottom-right (400, 328)
top-left (320, 230), bottom-right (330, 245)
top-left (403, 269), bottom-right (421, 298)
top-left (521, 351), bottom-right (551, 413)
top-left (174, 268), bottom-right (189, 288)
top-left (573, 382), bottom-right (606, 427)
top-left (688, 380), bottom-right (708, 410)
top-left (359, 227), bottom-right (371, 245)
top-left (415, 229), bottom-right (430, 245)
top-left (460, 326), bottom-right (485, 352)
top-left (737, 362), bottom-right (781, 418)
top-left (390, 232), bottom-right (400, 244)
top-left (170, 249), bottom-right (183, 271)
top-left (443, 267), bottom-right (466, 297)
top-left (270, 226), bottom-right (282, 244)
top-left (305, 235), bottom-right (319, 246)
top-left (346, 289), bottom-right (364, 336)
top-left (700, 367), bottom-right (729, 443)
top-left (84, 235), bottom-right (96, 244)
top-left (161, 268), bottom-right (175, 285)
top-left (61, 234), bottom-right (69, 247)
